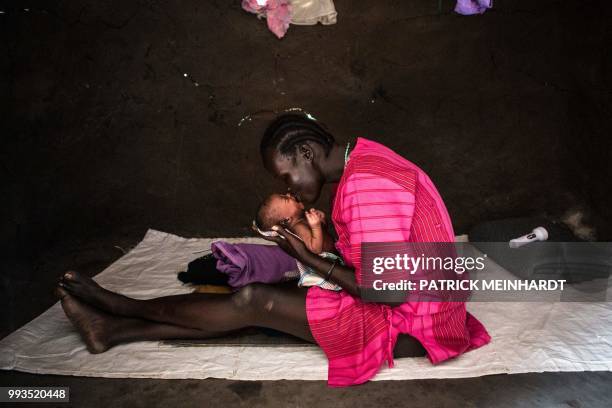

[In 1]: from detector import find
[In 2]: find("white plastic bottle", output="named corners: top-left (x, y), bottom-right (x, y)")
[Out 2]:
top-left (509, 227), bottom-right (549, 248)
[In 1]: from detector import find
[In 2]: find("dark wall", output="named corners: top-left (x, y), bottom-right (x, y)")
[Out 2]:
top-left (562, 2), bottom-right (612, 239)
top-left (4, 0), bottom-right (612, 257)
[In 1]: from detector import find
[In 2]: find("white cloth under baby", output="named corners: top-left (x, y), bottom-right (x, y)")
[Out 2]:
top-left (296, 251), bottom-right (343, 291)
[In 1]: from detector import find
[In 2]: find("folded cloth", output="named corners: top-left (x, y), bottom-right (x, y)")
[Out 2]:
top-left (455, 0), bottom-right (493, 15)
top-left (211, 241), bottom-right (299, 289)
top-left (297, 252), bottom-right (343, 291)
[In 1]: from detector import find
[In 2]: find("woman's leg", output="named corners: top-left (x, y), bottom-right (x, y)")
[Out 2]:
top-left (56, 287), bottom-right (234, 353)
top-left (58, 271), bottom-right (426, 357)
top-left (57, 271), bottom-right (315, 350)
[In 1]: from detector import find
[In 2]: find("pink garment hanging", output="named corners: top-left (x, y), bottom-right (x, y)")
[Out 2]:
top-left (242, 0), bottom-right (292, 39)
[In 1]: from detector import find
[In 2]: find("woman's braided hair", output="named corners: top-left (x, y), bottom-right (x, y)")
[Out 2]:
top-left (260, 113), bottom-right (336, 160)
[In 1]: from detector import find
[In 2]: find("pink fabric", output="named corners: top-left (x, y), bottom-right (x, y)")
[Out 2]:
top-left (242, 0), bottom-right (292, 39)
top-left (305, 137), bottom-right (491, 387)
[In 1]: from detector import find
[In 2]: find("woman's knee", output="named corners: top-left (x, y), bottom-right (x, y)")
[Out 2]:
top-left (231, 283), bottom-right (275, 312)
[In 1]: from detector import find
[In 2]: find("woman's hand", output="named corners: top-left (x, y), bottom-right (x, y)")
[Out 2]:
top-left (260, 225), bottom-right (316, 265)
top-left (259, 224), bottom-right (364, 298)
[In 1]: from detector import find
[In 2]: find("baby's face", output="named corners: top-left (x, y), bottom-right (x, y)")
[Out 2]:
top-left (268, 193), bottom-right (305, 226)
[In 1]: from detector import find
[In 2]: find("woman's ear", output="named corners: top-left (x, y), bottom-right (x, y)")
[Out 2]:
top-left (299, 143), bottom-right (313, 162)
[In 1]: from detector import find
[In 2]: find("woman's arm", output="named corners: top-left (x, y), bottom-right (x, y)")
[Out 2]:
top-left (268, 225), bottom-right (410, 306)
top-left (301, 250), bottom-right (361, 297)
top-left (268, 226), bottom-right (362, 297)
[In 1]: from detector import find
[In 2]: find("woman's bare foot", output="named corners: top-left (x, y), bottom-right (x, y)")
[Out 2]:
top-left (55, 286), bottom-right (112, 354)
top-left (58, 270), bottom-right (128, 315)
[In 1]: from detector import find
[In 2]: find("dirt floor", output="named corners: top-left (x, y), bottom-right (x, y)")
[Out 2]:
top-left (2, 371), bottom-right (612, 407)
top-left (2, 0), bottom-right (612, 406)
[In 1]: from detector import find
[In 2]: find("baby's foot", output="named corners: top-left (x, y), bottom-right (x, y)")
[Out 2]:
top-left (55, 286), bottom-right (112, 354)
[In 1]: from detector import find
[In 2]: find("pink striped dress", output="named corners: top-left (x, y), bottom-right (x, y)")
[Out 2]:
top-left (305, 137), bottom-right (491, 387)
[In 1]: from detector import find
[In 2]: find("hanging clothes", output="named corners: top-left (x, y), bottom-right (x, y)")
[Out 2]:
top-left (241, 0), bottom-right (337, 39)
top-left (455, 0), bottom-right (493, 15)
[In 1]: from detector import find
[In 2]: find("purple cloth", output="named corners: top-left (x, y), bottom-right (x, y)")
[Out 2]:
top-left (211, 241), bottom-right (298, 289)
top-left (455, 0), bottom-right (492, 15)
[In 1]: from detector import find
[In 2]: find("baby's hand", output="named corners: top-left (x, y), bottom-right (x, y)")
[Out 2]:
top-left (305, 208), bottom-right (325, 227)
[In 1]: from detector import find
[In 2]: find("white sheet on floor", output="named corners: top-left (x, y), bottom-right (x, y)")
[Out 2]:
top-left (1, 229), bottom-right (611, 381)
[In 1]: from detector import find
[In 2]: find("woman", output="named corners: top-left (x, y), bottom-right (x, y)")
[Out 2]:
top-left (56, 113), bottom-right (490, 387)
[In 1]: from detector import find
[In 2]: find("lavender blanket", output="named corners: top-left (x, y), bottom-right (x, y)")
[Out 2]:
top-left (211, 241), bottom-right (298, 289)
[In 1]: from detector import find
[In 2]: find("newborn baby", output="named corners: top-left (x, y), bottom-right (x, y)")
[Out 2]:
top-left (254, 192), bottom-right (335, 254)
top-left (253, 192), bottom-right (342, 291)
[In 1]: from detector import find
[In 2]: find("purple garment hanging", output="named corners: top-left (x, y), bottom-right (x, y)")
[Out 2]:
top-left (455, 0), bottom-right (492, 15)
top-left (211, 241), bottom-right (298, 289)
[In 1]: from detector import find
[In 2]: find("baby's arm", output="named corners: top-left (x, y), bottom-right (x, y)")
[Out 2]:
top-left (305, 209), bottom-right (331, 254)
top-left (292, 218), bottom-right (324, 254)
top-left (291, 209), bottom-right (336, 254)
top-left (308, 209), bottom-right (337, 253)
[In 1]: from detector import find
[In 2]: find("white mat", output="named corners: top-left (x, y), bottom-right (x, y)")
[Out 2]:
top-left (1, 229), bottom-right (611, 381)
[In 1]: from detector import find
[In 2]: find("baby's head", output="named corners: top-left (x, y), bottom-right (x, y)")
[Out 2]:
top-left (255, 193), bottom-right (305, 231)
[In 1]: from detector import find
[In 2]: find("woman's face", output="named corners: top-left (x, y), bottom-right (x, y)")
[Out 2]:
top-left (263, 147), bottom-right (325, 205)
